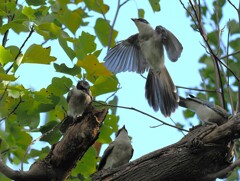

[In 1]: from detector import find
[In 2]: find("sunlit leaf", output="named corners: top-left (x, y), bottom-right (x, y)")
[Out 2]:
top-left (77, 54), bottom-right (112, 77)
top-left (22, 44), bottom-right (56, 64)
top-left (90, 75), bottom-right (118, 96)
top-left (94, 18), bottom-right (118, 47)
top-left (149, 0), bottom-right (161, 12)
top-left (0, 67), bottom-right (17, 81)
top-left (22, 6), bottom-right (36, 20)
top-left (0, 45), bottom-right (15, 65)
top-left (138, 9), bottom-right (145, 18)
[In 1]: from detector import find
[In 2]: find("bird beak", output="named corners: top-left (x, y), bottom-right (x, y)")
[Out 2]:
top-left (131, 18), bottom-right (136, 22)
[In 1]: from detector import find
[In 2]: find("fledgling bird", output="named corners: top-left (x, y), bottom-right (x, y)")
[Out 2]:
top-left (104, 18), bottom-right (183, 117)
top-left (179, 95), bottom-right (228, 125)
top-left (60, 80), bottom-right (93, 133)
top-left (98, 125), bottom-right (134, 171)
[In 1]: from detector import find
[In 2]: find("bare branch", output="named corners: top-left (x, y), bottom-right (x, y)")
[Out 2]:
top-left (93, 101), bottom-right (189, 132)
top-left (176, 85), bottom-right (216, 93)
top-left (107, 0), bottom-right (130, 51)
top-left (220, 49), bottom-right (240, 59)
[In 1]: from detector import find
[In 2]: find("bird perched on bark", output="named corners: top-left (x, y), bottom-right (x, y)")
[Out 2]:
top-left (179, 95), bottom-right (228, 125)
top-left (98, 125), bottom-right (134, 171)
top-left (104, 18), bottom-right (183, 117)
top-left (60, 80), bottom-right (93, 133)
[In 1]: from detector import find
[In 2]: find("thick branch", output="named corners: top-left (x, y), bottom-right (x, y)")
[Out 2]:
top-left (92, 114), bottom-right (240, 181)
top-left (0, 106), bottom-right (108, 181)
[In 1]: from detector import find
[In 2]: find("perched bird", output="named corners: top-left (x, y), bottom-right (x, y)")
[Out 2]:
top-left (104, 18), bottom-right (183, 117)
top-left (179, 95), bottom-right (228, 125)
top-left (60, 80), bottom-right (93, 133)
top-left (98, 125), bottom-right (134, 171)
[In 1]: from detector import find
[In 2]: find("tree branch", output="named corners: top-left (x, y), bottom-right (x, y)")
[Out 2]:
top-left (5, 26), bottom-right (34, 74)
top-left (94, 101), bottom-right (189, 132)
top-left (92, 114), bottom-right (240, 181)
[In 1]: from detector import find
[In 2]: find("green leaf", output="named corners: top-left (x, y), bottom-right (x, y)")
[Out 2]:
top-left (138, 9), bottom-right (145, 18)
top-left (0, 67), bottom-right (17, 81)
top-left (149, 0), bottom-right (161, 12)
top-left (90, 75), bottom-right (118, 96)
top-left (74, 147), bottom-right (97, 176)
top-left (36, 22), bottom-right (61, 39)
top-left (98, 114), bottom-right (118, 143)
top-left (74, 32), bottom-right (96, 59)
top-left (57, 9), bottom-right (82, 34)
top-left (39, 121), bottom-right (62, 144)
top-left (83, 0), bottom-right (109, 14)
top-left (22, 44), bottom-right (56, 64)
top-left (22, 6), bottom-right (36, 20)
top-left (108, 96), bottom-right (118, 115)
top-left (26, 0), bottom-right (46, 6)
top-left (47, 76), bottom-right (72, 96)
top-left (77, 54), bottom-right (112, 77)
top-left (58, 35), bottom-right (76, 60)
top-left (94, 18), bottom-right (118, 47)
top-left (0, 45), bottom-right (15, 65)
top-left (54, 63), bottom-right (80, 76)
top-left (227, 19), bottom-right (240, 35)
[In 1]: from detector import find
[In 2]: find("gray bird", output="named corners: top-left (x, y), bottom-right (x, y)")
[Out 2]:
top-left (98, 125), bottom-right (134, 171)
top-left (104, 18), bottom-right (183, 117)
top-left (60, 80), bottom-right (93, 133)
top-left (179, 95), bottom-right (228, 125)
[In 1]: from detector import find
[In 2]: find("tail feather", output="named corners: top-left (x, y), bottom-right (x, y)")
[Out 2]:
top-left (145, 67), bottom-right (178, 117)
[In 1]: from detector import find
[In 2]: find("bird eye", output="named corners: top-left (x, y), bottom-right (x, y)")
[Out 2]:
top-left (138, 18), bottom-right (149, 24)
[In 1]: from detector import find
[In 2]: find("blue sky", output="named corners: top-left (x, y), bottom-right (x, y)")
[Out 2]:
top-left (6, 0), bottom-right (238, 174)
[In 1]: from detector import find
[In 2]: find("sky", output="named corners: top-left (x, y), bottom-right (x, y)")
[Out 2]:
top-left (5, 0), bottom-right (238, 176)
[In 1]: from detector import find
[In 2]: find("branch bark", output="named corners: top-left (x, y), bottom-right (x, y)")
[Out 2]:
top-left (92, 114), bottom-right (240, 181)
top-left (0, 106), bottom-right (108, 181)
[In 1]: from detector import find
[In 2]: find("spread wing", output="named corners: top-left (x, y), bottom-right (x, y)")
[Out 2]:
top-left (98, 142), bottom-right (115, 171)
top-left (155, 25), bottom-right (183, 62)
top-left (104, 34), bottom-right (149, 74)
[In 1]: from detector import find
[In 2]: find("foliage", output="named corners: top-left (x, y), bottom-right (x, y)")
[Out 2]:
top-left (181, 1), bottom-right (240, 180)
top-left (0, 0), bottom-right (160, 180)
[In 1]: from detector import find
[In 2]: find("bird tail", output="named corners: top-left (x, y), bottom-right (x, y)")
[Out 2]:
top-left (145, 67), bottom-right (179, 117)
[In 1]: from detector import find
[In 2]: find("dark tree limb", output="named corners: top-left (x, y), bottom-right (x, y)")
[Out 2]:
top-left (0, 106), bottom-right (108, 181)
top-left (92, 114), bottom-right (240, 181)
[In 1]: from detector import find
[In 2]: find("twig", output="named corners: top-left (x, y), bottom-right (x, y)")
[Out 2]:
top-left (203, 159), bottom-right (240, 180)
top-left (5, 26), bottom-right (34, 74)
top-left (107, 0), bottom-right (130, 51)
top-left (0, 84), bottom-right (9, 102)
top-left (93, 101), bottom-right (189, 132)
top-left (21, 121), bottom-right (61, 171)
top-left (0, 96), bottom-right (23, 122)
top-left (220, 49), bottom-right (240, 59)
top-left (225, 25), bottom-right (235, 114)
top-left (176, 85), bottom-right (216, 93)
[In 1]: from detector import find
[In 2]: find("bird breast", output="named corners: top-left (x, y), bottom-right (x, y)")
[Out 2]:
top-left (139, 32), bottom-right (165, 71)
